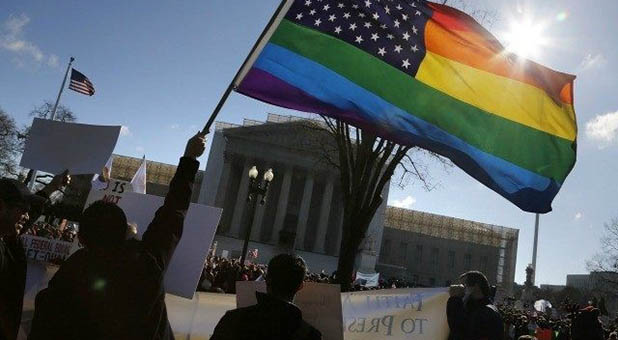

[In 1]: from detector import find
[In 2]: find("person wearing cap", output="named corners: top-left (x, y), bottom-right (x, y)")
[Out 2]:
top-left (447, 270), bottom-right (503, 340)
top-left (0, 173), bottom-right (69, 340)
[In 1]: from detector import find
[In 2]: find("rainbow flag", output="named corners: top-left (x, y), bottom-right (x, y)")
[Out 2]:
top-left (234, 0), bottom-right (577, 213)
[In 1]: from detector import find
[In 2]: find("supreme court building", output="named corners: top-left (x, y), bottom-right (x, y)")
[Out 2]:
top-left (198, 113), bottom-right (388, 273)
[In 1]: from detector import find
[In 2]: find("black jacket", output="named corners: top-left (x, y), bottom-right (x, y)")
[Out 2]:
top-left (0, 189), bottom-right (49, 340)
top-left (447, 296), bottom-right (503, 340)
top-left (0, 236), bottom-right (26, 340)
top-left (211, 292), bottom-right (322, 340)
top-left (28, 157), bottom-right (199, 340)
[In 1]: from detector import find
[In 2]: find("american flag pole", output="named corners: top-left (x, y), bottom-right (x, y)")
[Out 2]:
top-left (51, 57), bottom-right (75, 121)
top-left (28, 56), bottom-right (75, 191)
top-left (201, 0), bottom-right (294, 134)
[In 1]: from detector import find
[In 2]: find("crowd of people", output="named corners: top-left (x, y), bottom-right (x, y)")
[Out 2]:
top-left (496, 302), bottom-right (618, 340)
top-left (21, 221), bottom-right (77, 242)
top-left (2, 131), bottom-right (617, 340)
top-left (198, 255), bottom-right (420, 294)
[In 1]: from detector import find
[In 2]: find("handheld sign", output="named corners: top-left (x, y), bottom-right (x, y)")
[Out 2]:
top-left (20, 118), bottom-right (121, 175)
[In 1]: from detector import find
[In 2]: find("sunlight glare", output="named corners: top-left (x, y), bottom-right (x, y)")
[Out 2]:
top-left (503, 18), bottom-right (548, 59)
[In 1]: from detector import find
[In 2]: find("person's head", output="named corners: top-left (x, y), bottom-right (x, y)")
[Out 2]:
top-left (0, 178), bottom-right (42, 237)
top-left (460, 271), bottom-right (490, 300)
top-left (79, 200), bottom-right (127, 249)
top-left (265, 254), bottom-right (307, 301)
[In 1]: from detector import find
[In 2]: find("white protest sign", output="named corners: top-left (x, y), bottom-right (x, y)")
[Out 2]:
top-left (20, 235), bottom-right (73, 263)
top-left (236, 281), bottom-right (344, 340)
top-left (355, 272), bottom-right (380, 287)
top-left (341, 288), bottom-right (449, 339)
top-left (112, 192), bottom-right (221, 298)
top-left (20, 118), bottom-right (121, 175)
top-left (84, 179), bottom-right (132, 207)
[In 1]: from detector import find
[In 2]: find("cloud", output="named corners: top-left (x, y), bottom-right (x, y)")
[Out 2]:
top-left (136, 146), bottom-right (145, 153)
top-left (120, 126), bottom-right (132, 137)
top-left (47, 54), bottom-right (58, 67)
top-left (0, 14), bottom-right (58, 68)
top-left (575, 212), bottom-right (582, 220)
top-left (391, 195), bottom-right (417, 209)
top-left (170, 124), bottom-right (180, 129)
top-left (585, 110), bottom-right (618, 148)
top-left (578, 53), bottom-right (607, 72)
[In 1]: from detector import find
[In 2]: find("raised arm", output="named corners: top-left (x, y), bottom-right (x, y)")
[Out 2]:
top-left (142, 131), bottom-right (206, 271)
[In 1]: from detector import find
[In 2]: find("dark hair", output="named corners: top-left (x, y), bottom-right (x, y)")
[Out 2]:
top-left (266, 254), bottom-right (307, 297)
top-left (79, 200), bottom-right (127, 248)
top-left (460, 271), bottom-right (490, 297)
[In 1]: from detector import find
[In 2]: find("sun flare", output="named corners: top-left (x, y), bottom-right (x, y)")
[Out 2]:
top-left (503, 18), bottom-right (548, 59)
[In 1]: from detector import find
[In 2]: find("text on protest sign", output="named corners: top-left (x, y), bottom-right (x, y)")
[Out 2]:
top-left (84, 179), bottom-right (132, 207)
top-left (20, 235), bottom-right (73, 263)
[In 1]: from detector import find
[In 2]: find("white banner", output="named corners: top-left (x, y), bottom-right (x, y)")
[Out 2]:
top-left (21, 275), bottom-right (450, 340)
top-left (20, 118), bottom-right (121, 175)
top-left (355, 272), bottom-right (380, 287)
top-left (20, 235), bottom-right (73, 263)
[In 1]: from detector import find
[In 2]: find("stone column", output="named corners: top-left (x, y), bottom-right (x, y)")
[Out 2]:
top-left (313, 176), bottom-right (334, 253)
top-left (271, 166), bottom-right (293, 242)
top-left (214, 157), bottom-right (232, 208)
top-left (294, 172), bottom-right (314, 250)
top-left (228, 158), bottom-right (252, 238)
top-left (250, 164), bottom-right (270, 242)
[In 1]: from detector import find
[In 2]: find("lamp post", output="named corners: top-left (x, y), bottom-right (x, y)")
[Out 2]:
top-left (239, 166), bottom-right (274, 265)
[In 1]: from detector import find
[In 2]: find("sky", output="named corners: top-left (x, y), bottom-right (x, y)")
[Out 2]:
top-left (1, 0), bottom-right (617, 285)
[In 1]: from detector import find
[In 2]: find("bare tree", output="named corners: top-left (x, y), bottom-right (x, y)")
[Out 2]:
top-left (0, 107), bottom-right (22, 177)
top-left (587, 218), bottom-right (618, 288)
top-left (300, 116), bottom-right (448, 290)
top-left (29, 101), bottom-right (77, 122)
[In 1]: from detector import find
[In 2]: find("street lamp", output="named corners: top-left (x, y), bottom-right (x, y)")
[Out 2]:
top-left (239, 166), bottom-right (274, 265)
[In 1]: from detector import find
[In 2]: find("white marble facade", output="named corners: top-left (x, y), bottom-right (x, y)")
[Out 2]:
top-left (199, 114), bottom-right (386, 273)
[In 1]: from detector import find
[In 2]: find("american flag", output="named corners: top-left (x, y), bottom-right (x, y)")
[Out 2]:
top-left (287, 0), bottom-right (429, 76)
top-left (69, 69), bottom-right (95, 96)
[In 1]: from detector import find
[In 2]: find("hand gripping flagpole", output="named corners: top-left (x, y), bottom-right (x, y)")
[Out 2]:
top-left (28, 56), bottom-right (75, 190)
top-left (200, 0), bottom-right (293, 134)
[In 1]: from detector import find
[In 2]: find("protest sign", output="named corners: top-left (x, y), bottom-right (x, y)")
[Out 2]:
top-left (236, 281), bottom-right (344, 340)
top-left (354, 272), bottom-right (380, 287)
top-left (110, 192), bottom-right (221, 298)
top-left (20, 235), bottom-right (72, 263)
top-left (341, 288), bottom-right (449, 340)
top-left (21, 274), bottom-right (450, 340)
top-left (20, 118), bottom-right (121, 175)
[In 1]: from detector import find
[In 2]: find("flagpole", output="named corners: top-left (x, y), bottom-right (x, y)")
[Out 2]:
top-left (51, 57), bottom-right (75, 121)
top-left (201, 0), bottom-right (292, 134)
top-left (531, 213), bottom-right (540, 285)
top-left (29, 56), bottom-right (75, 190)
